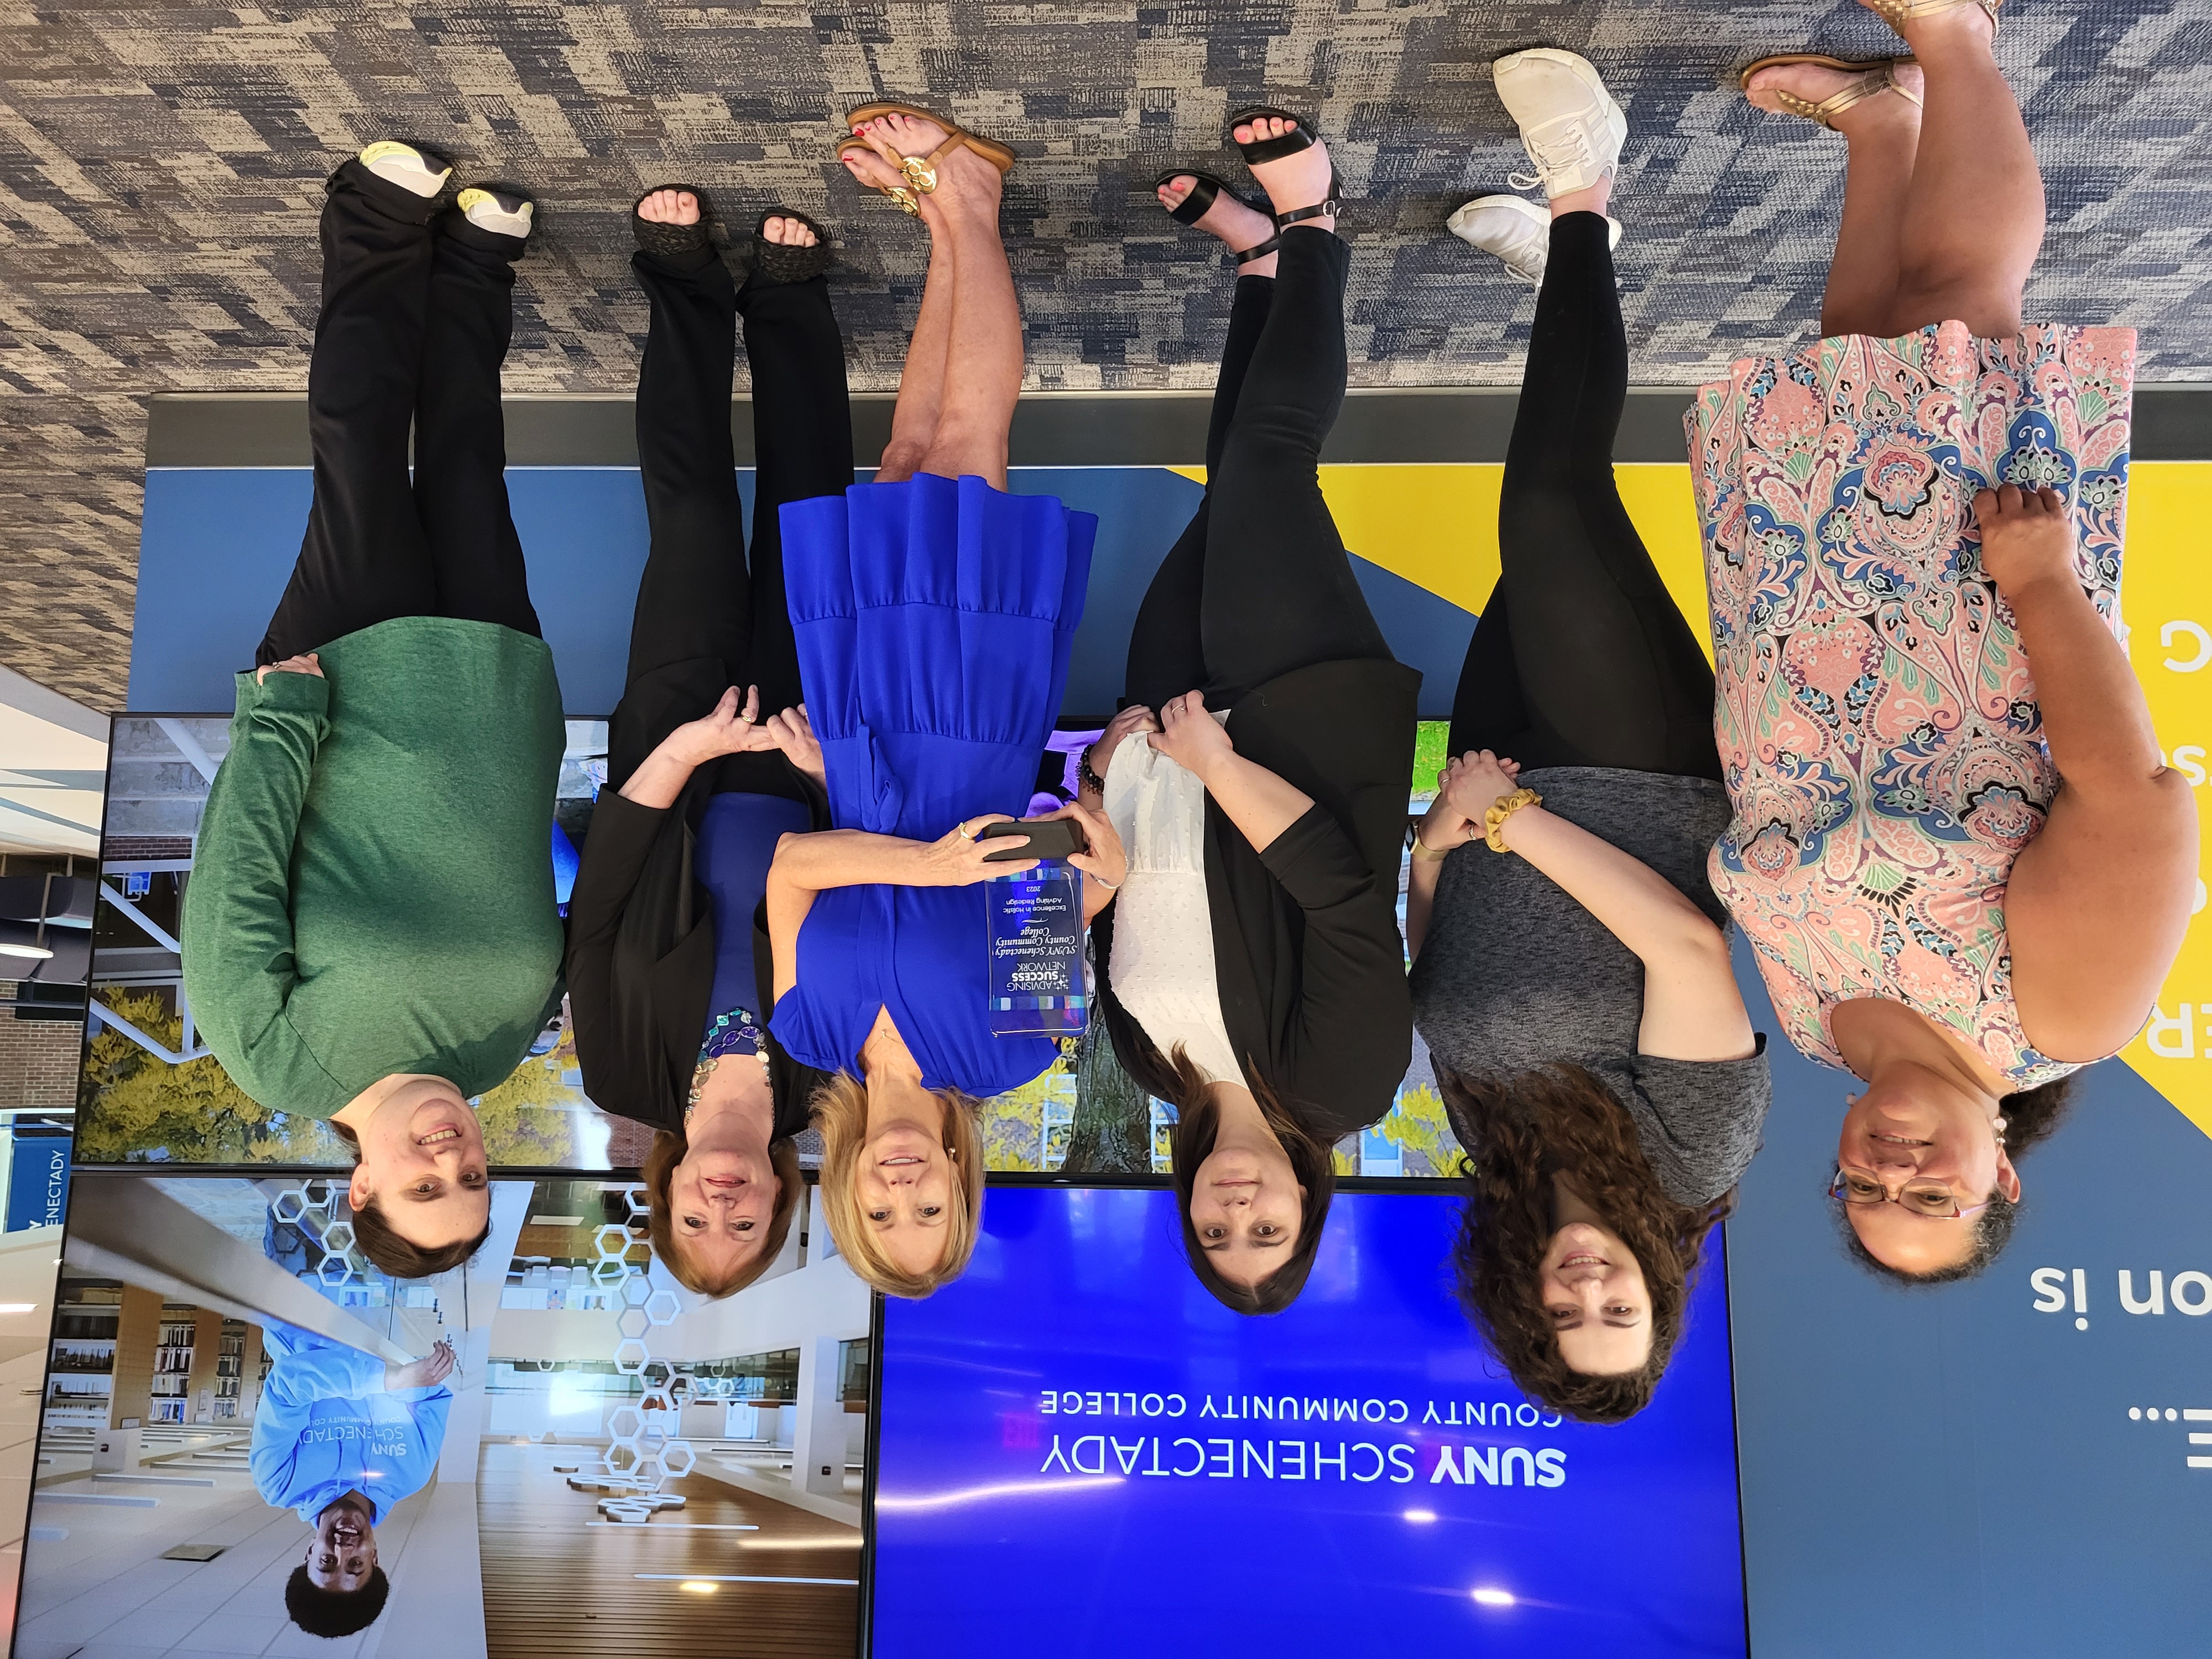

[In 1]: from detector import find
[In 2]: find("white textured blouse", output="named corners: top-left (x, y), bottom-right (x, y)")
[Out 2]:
top-left (1102, 724), bottom-right (1241, 1085)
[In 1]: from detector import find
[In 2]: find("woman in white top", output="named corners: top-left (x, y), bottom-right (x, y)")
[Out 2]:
top-left (1076, 113), bottom-right (1420, 1314)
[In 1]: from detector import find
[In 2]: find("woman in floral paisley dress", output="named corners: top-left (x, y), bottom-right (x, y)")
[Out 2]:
top-left (1701, 0), bottom-right (2197, 1280)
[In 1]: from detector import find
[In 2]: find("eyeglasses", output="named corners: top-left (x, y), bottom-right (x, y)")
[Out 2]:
top-left (1827, 1165), bottom-right (1991, 1222)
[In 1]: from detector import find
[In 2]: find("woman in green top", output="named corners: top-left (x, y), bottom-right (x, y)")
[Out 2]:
top-left (180, 143), bottom-right (565, 1277)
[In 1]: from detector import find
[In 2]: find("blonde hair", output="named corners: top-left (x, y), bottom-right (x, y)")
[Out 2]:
top-left (641, 1130), bottom-right (804, 1298)
top-left (811, 1073), bottom-right (983, 1298)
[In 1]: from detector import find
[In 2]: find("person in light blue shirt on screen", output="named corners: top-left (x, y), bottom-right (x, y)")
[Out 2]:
top-left (250, 1322), bottom-right (455, 1640)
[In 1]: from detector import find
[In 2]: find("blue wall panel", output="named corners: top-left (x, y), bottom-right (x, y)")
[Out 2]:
top-left (135, 467), bottom-right (1474, 718)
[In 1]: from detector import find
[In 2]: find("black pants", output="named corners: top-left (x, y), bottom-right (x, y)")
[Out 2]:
top-left (258, 160), bottom-right (539, 665)
top-left (1124, 230), bottom-right (1392, 708)
top-left (1447, 213), bottom-right (1720, 780)
top-left (608, 245), bottom-right (854, 791)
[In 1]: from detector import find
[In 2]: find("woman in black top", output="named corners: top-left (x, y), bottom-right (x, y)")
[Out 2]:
top-left (1079, 115), bottom-right (1420, 1314)
top-left (1406, 60), bottom-right (1770, 1420)
top-left (564, 190), bottom-right (848, 1297)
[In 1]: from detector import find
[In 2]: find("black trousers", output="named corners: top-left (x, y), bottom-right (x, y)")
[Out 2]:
top-left (1124, 230), bottom-right (1392, 708)
top-left (258, 160), bottom-right (539, 665)
top-left (1448, 213), bottom-right (1721, 780)
top-left (608, 245), bottom-right (854, 792)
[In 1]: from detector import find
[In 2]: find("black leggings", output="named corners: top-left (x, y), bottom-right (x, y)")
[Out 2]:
top-left (609, 244), bottom-right (854, 790)
top-left (1448, 213), bottom-right (1721, 780)
top-left (1124, 229), bottom-right (1392, 707)
top-left (258, 159), bottom-right (540, 665)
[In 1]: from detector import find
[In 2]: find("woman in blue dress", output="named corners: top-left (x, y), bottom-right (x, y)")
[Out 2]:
top-left (767, 106), bottom-right (1108, 1298)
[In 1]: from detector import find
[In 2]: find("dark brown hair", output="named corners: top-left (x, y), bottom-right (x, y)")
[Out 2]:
top-left (641, 1129), bottom-right (803, 1297)
top-left (1842, 1072), bottom-right (2078, 1287)
top-left (1164, 1048), bottom-right (1338, 1316)
top-left (1442, 1063), bottom-right (1729, 1424)
top-left (329, 1120), bottom-right (489, 1280)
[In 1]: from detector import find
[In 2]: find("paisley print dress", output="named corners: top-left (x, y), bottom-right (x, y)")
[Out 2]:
top-left (1688, 321), bottom-right (2134, 1090)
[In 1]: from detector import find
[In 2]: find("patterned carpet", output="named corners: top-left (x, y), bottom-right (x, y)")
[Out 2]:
top-left (3, 0), bottom-right (2208, 706)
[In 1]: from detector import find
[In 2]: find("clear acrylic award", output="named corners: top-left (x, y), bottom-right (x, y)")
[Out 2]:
top-left (984, 858), bottom-right (1088, 1037)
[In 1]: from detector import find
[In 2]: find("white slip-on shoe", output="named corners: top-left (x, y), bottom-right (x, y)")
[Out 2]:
top-left (1447, 195), bottom-right (1625, 287)
top-left (357, 140), bottom-right (451, 200)
top-left (1493, 48), bottom-right (1627, 201)
top-left (457, 186), bottom-right (535, 241)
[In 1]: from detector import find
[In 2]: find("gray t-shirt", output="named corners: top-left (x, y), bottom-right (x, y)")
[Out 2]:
top-left (1408, 766), bottom-right (1771, 1209)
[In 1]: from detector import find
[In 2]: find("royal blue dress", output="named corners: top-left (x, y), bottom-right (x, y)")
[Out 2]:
top-left (769, 473), bottom-right (1097, 1096)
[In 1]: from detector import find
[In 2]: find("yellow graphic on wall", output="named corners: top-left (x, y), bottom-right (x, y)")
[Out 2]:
top-left (1174, 460), bottom-right (2212, 1141)
top-left (2105, 464), bottom-right (2212, 1140)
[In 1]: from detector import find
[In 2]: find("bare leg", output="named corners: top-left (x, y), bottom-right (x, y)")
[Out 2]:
top-left (841, 145), bottom-right (954, 482)
top-left (855, 112), bottom-right (1022, 491)
top-left (1746, 62), bottom-right (1926, 337)
top-left (1890, 7), bottom-right (2039, 337)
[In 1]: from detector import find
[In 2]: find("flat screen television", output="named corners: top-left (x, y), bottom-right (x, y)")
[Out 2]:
top-left (870, 1184), bottom-right (1746, 1655)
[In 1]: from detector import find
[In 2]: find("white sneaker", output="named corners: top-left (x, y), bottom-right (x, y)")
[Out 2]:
top-left (457, 186), bottom-right (535, 241)
top-left (1493, 49), bottom-right (1627, 201)
top-left (1447, 195), bottom-right (1624, 286)
top-left (357, 140), bottom-right (450, 200)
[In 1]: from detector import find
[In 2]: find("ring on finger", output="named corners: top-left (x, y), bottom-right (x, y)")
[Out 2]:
top-left (956, 821), bottom-right (977, 841)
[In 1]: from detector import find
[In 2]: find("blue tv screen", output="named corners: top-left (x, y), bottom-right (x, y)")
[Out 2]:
top-left (870, 1185), bottom-right (1746, 1655)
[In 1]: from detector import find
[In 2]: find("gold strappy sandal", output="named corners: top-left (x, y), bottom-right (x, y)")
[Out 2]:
top-left (839, 102), bottom-right (1017, 216)
top-left (1740, 54), bottom-right (1923, 129)
top-left (1861, 0), bottom-right (2001, 38)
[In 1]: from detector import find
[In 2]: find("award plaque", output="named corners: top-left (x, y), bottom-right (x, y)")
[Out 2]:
top-left (984, 859), bottom-right (1088, 1037)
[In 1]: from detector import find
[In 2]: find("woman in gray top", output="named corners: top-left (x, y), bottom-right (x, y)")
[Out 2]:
top-left (1408, 56), bottom-right (1770, 1423)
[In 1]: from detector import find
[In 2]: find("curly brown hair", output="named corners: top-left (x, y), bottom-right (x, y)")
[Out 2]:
top-left (1442, 1063), bottom-right (1729, 1424)
top-left (1163, 1048), bottom-right (1338, 1316)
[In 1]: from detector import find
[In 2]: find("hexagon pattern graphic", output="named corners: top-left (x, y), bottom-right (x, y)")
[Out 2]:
top-left (272, 1180), bottom-right (367, 1291)
top-left (591, 1186), bottom-right (695, 1501)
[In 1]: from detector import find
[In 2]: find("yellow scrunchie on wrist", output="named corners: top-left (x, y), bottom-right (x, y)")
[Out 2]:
top-left (1483, 787), bottom-right (1543, 852)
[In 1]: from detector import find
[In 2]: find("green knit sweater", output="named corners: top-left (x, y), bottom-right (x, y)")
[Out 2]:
top-left (180, 617), bottom-right (566, 1118)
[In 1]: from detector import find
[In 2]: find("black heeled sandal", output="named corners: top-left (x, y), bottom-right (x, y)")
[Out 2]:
top-left (1224, 106), bottom-right (1342, 229)
top-left (746, 207), bottom-right (837, 284)
top-left (1152, 169), bottom-right (1281, 264)
top-left (631, 184), bottom-right (721, 257)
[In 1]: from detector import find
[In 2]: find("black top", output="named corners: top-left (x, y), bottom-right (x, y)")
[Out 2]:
top-left (1408, 765), bottom-right (1771, 1208)
top-left (564, 654), bottom-right (830, 1140)
top-left (1094, 657), bottom-right (1421, 1140)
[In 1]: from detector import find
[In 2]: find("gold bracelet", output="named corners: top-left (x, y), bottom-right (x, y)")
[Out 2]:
top-left (1410, 834), bottom-right (1454, 863)
top-left (1483, 787), bottom-right (1542, 853)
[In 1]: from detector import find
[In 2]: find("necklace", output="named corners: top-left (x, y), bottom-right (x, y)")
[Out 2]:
top-left (687, 1006), bottom-right (772, 1125)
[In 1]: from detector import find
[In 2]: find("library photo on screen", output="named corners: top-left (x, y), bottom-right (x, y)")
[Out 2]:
top-left (15, 1172), bottom-right (868, 1658)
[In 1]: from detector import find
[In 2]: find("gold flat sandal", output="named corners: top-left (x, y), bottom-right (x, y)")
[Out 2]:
top-left (1740, 54), bottom-right (1923, 129)
top-left (1861, 0), bottom-right (2001, 38)
top-left (840, 101), bottom-right (1017, 215)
